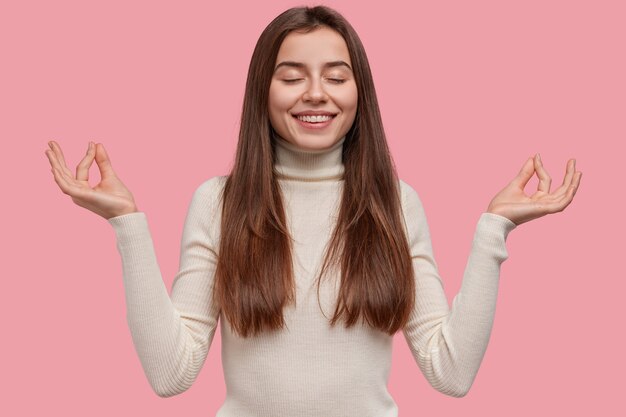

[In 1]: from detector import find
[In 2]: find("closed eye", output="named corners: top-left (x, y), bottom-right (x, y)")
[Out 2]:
top-left (282, 78), bottom-right (347, 84)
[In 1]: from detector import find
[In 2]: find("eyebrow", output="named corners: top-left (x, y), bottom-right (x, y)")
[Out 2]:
top-left (273, 60), bottom-right (353, 73)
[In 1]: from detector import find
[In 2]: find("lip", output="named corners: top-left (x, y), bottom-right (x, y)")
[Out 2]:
top-left (292, 110), bottom-right (338, 116)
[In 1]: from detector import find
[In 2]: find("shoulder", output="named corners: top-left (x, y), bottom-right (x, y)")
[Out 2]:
top-left (397, 178), bottom-right (424, 214)
top-left (195, 175), bottom-right (227, 195)
top-left (191, 175), bottom-right (228, 204)
top-left (187, 175), bottom-right (228, 217)
top-left (397, 178), bottom-right (432, 249)
top-left (183, 176), bottom-right (228, 239)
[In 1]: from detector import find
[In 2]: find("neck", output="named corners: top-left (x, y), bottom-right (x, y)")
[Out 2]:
top-left (273, 133), bottom-right (346, 182)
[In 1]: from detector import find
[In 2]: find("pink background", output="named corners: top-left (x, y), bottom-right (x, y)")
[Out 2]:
top-left (2, 0), bottom-right (623, 415)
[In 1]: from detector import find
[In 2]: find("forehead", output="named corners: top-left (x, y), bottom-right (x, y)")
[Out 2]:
top-left (275, 26), bottom-right (351, 67)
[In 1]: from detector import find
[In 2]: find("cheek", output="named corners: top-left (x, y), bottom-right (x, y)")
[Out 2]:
top-left (269, 83), bottom-right (297, 112)
top-left (268, 85), bottom-right (294, 131)
top-left (337, 86), bottom-right (358, 114)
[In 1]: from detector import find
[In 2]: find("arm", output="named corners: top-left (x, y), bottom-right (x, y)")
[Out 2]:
top-left (107, 177), bottom-right (223, 397)
top-left (400, 180), bottom-right (517, 397)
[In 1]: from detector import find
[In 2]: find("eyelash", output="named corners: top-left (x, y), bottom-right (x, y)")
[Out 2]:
top-left (283, 78), bottom-right (346, 84)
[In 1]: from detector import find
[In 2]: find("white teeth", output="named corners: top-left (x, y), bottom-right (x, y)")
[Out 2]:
top-left (296, 114), bottom-right (333, 123)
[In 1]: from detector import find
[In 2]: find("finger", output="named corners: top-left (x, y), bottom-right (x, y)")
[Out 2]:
top-left (552, 170), bottom-right (582, 213)
top-left (44, 148), bottom-right (59, 170)
top-left (47, 141), bottom-right (72, 176)
top-left (572, 170), bottom-right (582, 196)
top-left (76, 141), bottom-right (96, 182)
top-left (45, 146), bottom-right (74, 179)
top-left (534, 153), bottom-right (552, 194)
top-left (54, 162), bottom-right (93, 199)
top-left (552, 159), bottom-right (576, 198)
top-left (511, 157), bottom-right (536, 190)
top-left (94, 143), bottom-right (116, 178)
top-left (51, 166), bottom-right (75, 196)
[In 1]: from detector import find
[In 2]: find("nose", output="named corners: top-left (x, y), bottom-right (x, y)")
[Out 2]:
top-left (303, 78), bottom-right (328, 103)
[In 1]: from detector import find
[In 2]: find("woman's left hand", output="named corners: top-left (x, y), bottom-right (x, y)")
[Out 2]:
top-left (486, 154), bottom-right (582, 226)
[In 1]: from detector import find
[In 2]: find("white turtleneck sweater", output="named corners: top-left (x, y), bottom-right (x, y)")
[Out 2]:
top-left (108, 135), bottom-right (517, 416)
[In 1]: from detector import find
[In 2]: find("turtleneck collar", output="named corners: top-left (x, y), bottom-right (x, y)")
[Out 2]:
top-left (273, 133), bottom-right (346, 182)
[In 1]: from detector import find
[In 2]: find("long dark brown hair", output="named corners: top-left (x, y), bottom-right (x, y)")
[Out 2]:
top-left (213, 5), bottom-right (415, 338)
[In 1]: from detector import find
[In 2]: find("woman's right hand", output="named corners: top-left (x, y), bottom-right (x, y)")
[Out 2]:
top-left (45, 140), bottom-right (139, 220)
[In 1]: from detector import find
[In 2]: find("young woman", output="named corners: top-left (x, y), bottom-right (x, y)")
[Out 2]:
top-left (45, 5), bottom-right (582, 417)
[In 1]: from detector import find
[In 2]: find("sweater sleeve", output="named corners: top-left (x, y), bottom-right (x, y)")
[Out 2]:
top-left (399, 180), bottom-right (517, 397)
top-left (107, 177), bottom-right (223, 398)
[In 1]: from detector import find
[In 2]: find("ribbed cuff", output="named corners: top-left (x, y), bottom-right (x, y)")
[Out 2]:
top-left (478, 212), bottom-right (517, 239)
top-left (472, 212), bottom-right (517, 262)
top-left (107, 212), bottom-right (151, 244)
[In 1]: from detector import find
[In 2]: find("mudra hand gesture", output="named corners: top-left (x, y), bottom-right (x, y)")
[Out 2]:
top-left (44, 141), bottom-right (139, 220)
top-left (486, 153), bottom-right (582, 226)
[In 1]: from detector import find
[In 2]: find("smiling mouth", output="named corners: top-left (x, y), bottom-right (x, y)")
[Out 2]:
top-left (292, 114), bottom-right (337, 123)
top-left (292, 114), bottom-right (336, 129)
